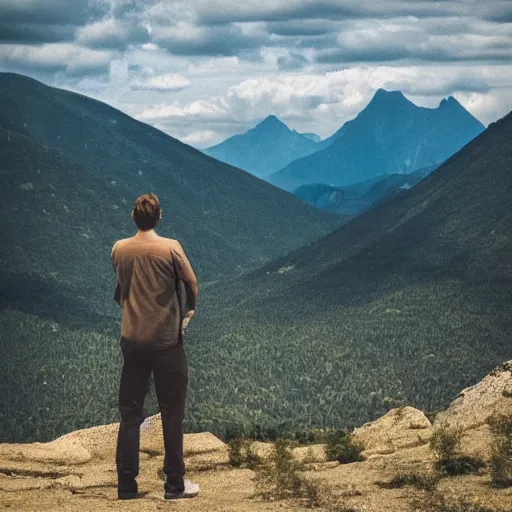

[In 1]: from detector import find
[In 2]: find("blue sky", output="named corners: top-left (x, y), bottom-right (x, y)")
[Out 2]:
top-left (1, 0), bottom-right (511, 147)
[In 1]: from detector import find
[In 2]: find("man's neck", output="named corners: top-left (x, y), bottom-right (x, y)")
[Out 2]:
top-left (134, 229), bottom-right (159, 240)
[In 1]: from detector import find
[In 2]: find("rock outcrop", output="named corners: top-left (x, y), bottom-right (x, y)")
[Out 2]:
top-left (435, 361), bottom-right (512, 430)
top-left (1, 361), bottom-right (512, 511)
top-left (353, 406), bottom-right (432, 457)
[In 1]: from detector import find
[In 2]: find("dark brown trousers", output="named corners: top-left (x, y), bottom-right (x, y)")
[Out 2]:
top-left (116, 337), bottom-right (188, 485)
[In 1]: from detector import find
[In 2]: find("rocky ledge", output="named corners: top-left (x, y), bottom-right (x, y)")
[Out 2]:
top-left (1, 361), bottom-right (511, 511)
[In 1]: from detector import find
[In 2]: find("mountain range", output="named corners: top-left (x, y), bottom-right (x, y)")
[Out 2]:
top-left (268, 89), bottom-right (485, 190)
top-left (0, 73), bottom-right (343, 442)
top-left (0, 72), bottom-right (510, 447)
top-left (0, 73), bottom-right (340, 296)
top-left (184, 109), bottom-right (512, 435)
top-left (204, 115), bottom-right (320, 178)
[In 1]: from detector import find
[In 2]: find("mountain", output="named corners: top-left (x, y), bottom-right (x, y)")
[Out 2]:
top-left (268, 89), bottom-right (485, 191)
top-left (0, 73), bottom-right (341, 319)
top-left (300, 132), bottom-right (321, 143)
top-left (203, 115), bottom-right (320, 178)
top-left (360, 165), bottom-right (436, 208)
top-left (293, 183), bottom-right (346, 210)
top-left (294, 165), bottom-right (437, 216)
top-left (1, 108), bottom-right (510, 445)
top-left (183, 110), bottom-right (512, 435)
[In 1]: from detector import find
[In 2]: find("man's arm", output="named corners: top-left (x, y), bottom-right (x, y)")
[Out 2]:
top-left (171, 242), bottom-right (199, 317)
top-left (111, 243), bottom-right (121, 307)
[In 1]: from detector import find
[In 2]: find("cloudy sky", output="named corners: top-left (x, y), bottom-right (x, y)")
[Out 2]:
top-left (1, 0), bottom-right (511, 148)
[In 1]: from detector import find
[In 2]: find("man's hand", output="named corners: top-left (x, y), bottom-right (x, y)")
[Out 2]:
top-left (182, 310), bottom-right (195, 330)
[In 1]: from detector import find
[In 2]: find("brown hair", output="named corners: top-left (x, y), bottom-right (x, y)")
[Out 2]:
top-left (131, 193), bottom-right (161, 231)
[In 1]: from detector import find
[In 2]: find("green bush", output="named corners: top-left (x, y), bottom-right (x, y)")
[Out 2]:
top-left (430, 424), bottom-right (464, 461)
top-left (430, 424), bottom-right (485, 476)
top-left (412, 491), bottom-right (510, 512)
top-left (254, 438), bottom-right (304, 501)
top-left (228, 437), bottom-right (262, 469)
top-left (377, 470), bottom-right (440, 491)
top-left (434, 455), bottom-right (486, 476)
top-left (325, 430), bottom-right (365, 464)
top-left (253, 437), bottom-right (360, 510)
top-left (489, 413), bottom-right (512, 488)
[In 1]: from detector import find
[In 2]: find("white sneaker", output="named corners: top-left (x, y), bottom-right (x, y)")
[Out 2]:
top-left (164, 480), bottom-right (200, 500)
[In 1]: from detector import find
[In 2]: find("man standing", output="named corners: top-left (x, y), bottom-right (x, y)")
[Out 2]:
top-left (111, 193), bottom-right (199, 500)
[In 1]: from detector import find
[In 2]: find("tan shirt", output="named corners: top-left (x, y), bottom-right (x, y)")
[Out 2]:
top-left (111, 236), bottom-right (197, 346)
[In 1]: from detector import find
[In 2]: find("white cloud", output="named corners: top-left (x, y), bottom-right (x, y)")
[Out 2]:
top-left (187, 56), bottom-right (240, 75)
top-left (135, 64), bottom-right (512, 141)
top-left (0, 43), bottom-right (113, 75)
top-left (77, 17), bottom-right (149, 49)
top-left (3, 0), bottom-right (511, 148)
top-left (139, 98), bottom-right (230, 122)
top-left (131, 72), bottom-right (191, 91)
top-left (180, 129), bottom-right (221, 147)
top-left (109, 58), bottom-right (129, 84)
top-left (323, 17), bottom-right (512, 63)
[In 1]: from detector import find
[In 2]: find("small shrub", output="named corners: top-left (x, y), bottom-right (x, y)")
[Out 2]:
top-left (254, 437), bottom-right (306, 501)
top-left (294, 428), bottom-right (326, 445)
top-left (430, 424), bottom-right (464, 461)
top-left (376, 470), bottom-right (440, 491)
top-left (228, 437), bottom-right (262, 469)
top-left (430, 423), bottom-right (485, 476)
top-left (303, 446), bottom-right (318, 464)
top-left (325, 430), bottom-right (365, 464)
top-left (489, 413), bottom-right (512, 488)
top-left (395, 405), bottom-right (407, 421)
top-left (253, 438), bottom-right (356, 510)
top-left (434, 455), bottom-right (486, 476)
top-left (412, 491), bottom-right (510, 512)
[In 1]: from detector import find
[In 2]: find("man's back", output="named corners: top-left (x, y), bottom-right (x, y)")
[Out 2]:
top-left (112, 236), bottom-right (184, 346)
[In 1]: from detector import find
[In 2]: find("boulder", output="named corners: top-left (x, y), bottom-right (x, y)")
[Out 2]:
top-left (352, 406), bottom-right (432, 457)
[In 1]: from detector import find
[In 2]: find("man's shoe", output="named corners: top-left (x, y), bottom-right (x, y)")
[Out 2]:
top-left (164, 480), bottom-right (200, 499)
top-left (117, 478), bottom-right (139, 499)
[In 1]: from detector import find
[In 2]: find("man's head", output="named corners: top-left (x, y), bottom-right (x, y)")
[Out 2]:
top-left (131, 193), bottom-right (162, 231)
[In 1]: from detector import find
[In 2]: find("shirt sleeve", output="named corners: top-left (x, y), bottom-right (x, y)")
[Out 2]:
top-left (111, 243), bottom-right (117, 271)
top-left (111, 242), bottom-right (121, 306)
top-left (171, 243), bottom-right (198, 311)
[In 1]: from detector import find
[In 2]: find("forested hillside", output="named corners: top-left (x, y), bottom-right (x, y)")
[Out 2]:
top-left (183, 111), bottom-right (512, 437)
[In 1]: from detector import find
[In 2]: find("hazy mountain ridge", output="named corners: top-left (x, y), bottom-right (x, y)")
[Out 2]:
top-left (269, 89), bottom-right (485, 191)
top-left (293, 164), bottom-right (437, 216)
top-left (204, 114), bottom-right (320, 177)
top-left (300, 132), bottom-right (321, 143)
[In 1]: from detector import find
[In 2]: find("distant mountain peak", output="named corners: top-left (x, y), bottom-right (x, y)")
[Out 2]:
top-left (254, 114), bottom-right (288, 130)
top-left (372, 88), bottom-right (407, 102)
top-left (438, 95), bottom-right (463, 110)
top-left (363, 88), bottom-right (413, 113)
top-left (203, 113), bottom-right (319, 177)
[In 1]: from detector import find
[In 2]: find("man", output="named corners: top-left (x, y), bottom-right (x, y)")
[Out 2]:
top-left (111, 193), bottom-right (199, 500)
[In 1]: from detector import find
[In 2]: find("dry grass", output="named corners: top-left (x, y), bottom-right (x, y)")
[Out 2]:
top-left (488, 413), bottom-right (512, 488)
